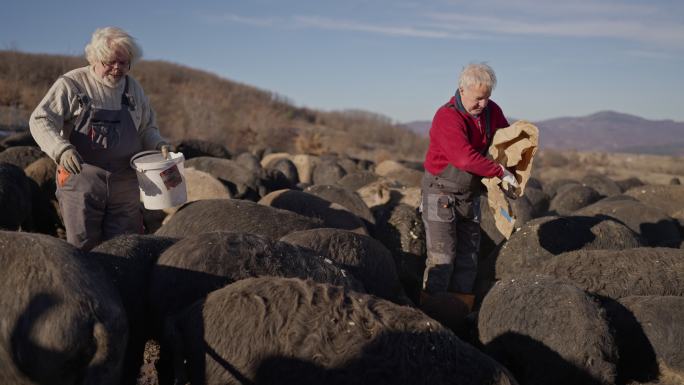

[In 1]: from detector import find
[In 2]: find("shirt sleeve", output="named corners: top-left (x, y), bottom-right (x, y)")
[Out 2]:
top-left (29, 77), bottom-right (79, 162)
top-left (431, 108), bottom-right (503, 178)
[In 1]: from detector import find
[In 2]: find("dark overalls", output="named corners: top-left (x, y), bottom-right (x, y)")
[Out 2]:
top-left (57, 75), bottom-right (143, 251)
top-left (421, 93), bottom-right (491, 295)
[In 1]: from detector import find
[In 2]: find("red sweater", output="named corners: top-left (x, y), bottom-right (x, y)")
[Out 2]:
top-left (424, 96), bottom-right (509, 178)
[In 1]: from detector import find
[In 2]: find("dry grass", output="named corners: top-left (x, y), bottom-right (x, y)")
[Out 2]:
top-left (0, 50), bottom-right (428, 161)
top-left (294, 129), bottom-right (327, 155)
top-left (534, 149), bottom-right (684, 185)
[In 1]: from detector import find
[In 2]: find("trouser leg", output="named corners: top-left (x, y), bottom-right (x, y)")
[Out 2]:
top-left (421, 191), bottom-right (458, 294)
top-left (447, 218), bottom-right (480, 294)
top-left (56, 164), bottom-right (107, 251)
top-left (103, 170), bottom-right (143, 240)
top-left (449, 196), bottom-right (481, 294)
top-left (422, 188), bottom-right (481, 294)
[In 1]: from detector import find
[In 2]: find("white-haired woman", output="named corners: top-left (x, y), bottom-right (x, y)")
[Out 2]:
top-left (30, 26), bottom-right (172, 250)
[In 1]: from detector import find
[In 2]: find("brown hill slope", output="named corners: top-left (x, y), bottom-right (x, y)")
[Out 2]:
top-left (0, 50), bottom-right (426, 160)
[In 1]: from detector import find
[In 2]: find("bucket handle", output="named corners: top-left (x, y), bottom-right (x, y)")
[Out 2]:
top-left (130, 150), bottom-right (163, 172)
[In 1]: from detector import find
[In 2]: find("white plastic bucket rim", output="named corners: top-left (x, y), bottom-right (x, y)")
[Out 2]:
top-left (130, 150), bottom-right (187, 209)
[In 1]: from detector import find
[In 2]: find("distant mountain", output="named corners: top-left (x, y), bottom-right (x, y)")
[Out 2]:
top-left (403, 111), bottom-right (684, 156)
top-left (537, 111), bottom-right (684, 156)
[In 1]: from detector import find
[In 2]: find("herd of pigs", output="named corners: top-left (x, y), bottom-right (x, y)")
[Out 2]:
top-left (0, 132), bottom-right (683, 385)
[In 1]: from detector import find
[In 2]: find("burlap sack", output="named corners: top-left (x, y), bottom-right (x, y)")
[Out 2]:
top-left (482, 120), bottom-right (539, 238)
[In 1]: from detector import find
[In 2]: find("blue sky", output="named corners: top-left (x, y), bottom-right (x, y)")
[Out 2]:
top-left (2, 0), bottom-right (683, 123)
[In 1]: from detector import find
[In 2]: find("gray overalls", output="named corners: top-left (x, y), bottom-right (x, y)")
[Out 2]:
top-left (421, 92), bottom-right (491, 294)
top-left (57, 75), bottom-right (143, 251)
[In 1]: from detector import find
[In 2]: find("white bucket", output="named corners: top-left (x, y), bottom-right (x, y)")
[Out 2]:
top-left (130, 151), bottom-right (188, 210)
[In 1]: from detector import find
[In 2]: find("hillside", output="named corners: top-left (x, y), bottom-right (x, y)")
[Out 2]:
top-left (0, 50), bottom-right (427, 161)
top-left (537, 111), bottom-right (684, 155)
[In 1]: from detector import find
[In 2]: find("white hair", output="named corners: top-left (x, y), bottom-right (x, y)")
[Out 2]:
top-left (458, 62), bottom-right (497, 91)
top-left (85, 26), bottom-right (143, 66)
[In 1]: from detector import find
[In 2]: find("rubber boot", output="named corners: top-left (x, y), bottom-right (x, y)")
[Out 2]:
top-left (419, 290), bottom-right (432, 307)
top-left (453, 292), bottom-right (475, 313)
top-left (418, 290), bottom-right (469, 335)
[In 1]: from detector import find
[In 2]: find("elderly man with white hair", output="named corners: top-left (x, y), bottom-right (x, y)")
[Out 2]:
top-left (30, 26), bottom-right (172, 250)
top-left (420, 62), bottom-right (518, 313)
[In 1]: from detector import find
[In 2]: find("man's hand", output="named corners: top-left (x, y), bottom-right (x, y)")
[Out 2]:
top-left (157, 143), bottom-right (175, 160)
top-left (500, 164), bottom-right (519, 189)
top-left (59, 148), bottom-right (83, 174)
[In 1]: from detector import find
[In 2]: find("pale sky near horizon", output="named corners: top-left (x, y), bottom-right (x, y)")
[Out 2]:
top-left (2, 0), bottom-right (683, 124)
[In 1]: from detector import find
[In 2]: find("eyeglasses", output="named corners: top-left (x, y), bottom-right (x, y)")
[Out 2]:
top-left (102, 59), bottom-right (130, 69)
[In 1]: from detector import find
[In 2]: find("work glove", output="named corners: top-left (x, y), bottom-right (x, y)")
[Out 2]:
top-left (59, 148), bottom-right (83, 174)
top-left (500, 164), bottom-right (519, 189)
top-left (157, 143), bottom-right (175, 160)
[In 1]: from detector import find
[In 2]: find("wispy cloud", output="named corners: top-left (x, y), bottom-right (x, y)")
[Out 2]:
top-left (427, 12), bottom-right (684, 48)
top-left (292, 16), bottom-right (452, 39)
top-left (455, 0), bottom-right (661, 18)
top-left (197, 11), bottom-right (456, 39)
top-left (196, 2), bottom-right (684, 49)
top-left (623, 49), bottom-right (674, 60)
top-left (198, 12), bottom-right (276, 27)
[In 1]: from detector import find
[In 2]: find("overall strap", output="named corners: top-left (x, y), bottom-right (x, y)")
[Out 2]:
top-left (122, 75), bottom-right (136, 110)
top-left (60, 76), bottom-right (91, 107)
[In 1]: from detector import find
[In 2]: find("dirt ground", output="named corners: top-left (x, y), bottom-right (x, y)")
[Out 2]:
top-left (137, 341), bottom-right (160, 385)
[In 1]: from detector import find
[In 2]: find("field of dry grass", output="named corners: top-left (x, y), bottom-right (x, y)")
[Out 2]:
top-left (0, 50), bottom-right (428, 161)
top-left (535, 150), bottom-right (684, 185)
top-left (4, 50), bottom-right (684, 175)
